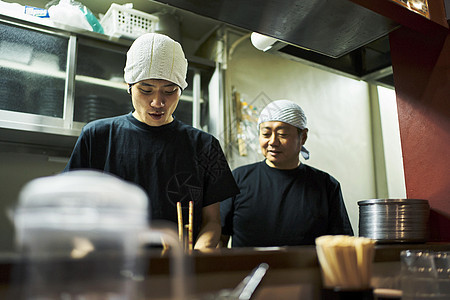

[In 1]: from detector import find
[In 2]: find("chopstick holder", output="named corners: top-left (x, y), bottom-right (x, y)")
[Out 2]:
top-left (316, 235), bottom-right (375, 291)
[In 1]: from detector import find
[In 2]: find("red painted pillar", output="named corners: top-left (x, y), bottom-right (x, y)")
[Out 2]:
top-left (390, 26), bottom-right (450, 241)
top-left (351, 0), bottom-right (450, 241)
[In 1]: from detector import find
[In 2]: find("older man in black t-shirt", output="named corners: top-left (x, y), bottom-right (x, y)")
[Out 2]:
top-left (220, 100), bottom-right (353, 247)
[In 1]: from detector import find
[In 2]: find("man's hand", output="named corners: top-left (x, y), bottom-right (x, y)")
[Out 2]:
top-left (194, 202), bottom-right (221, 249)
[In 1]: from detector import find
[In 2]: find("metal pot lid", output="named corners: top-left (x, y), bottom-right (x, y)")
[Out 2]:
top-left (358, 198), bottom-right (429, 206)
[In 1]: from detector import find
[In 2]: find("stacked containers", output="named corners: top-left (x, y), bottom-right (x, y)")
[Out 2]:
top-left (358, 199), bottom-right (430, 243)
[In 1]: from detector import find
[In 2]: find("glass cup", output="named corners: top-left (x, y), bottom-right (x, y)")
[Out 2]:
top-left (434, 251), bottom-right (450, 299)
top-left (400, 250), bottom-right (450, 300)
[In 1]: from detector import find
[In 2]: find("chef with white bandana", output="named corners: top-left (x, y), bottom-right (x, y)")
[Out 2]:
top-left (65, 33), bottom-right (239, 249)
top-left (220, 100), bottom-right (353, 247)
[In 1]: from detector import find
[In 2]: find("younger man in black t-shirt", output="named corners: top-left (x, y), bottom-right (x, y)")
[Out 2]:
top-left (65, 33), bottom-right (239, 249)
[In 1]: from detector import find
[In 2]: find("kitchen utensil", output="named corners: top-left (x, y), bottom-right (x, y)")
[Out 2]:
top-left (0, 77), bottom-right (25, 112)
top-left (33, 87), bottom-right (64, 117)
top-left (13, 170), bottom-right (186, 299)
top-left (358, 199), bottom-right (430, 243)
top-left (401, 250), bottom-right (450, 300)
top-left (202, 263), bottom-right (269, 300)
top-left (74, 95), bottom-right (119, 122)
top-left (315, 235), bottom-right (376, 298)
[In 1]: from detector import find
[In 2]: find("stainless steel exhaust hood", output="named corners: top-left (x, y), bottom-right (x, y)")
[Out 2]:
top-left (154, 0), bottom-right (400, 87)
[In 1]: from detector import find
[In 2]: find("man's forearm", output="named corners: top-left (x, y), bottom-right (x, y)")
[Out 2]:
top-left (194, 221), bottom-right (221, 249)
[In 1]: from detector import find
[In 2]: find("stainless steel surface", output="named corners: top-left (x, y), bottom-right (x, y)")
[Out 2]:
top-left (192, 70), bottom-right (201, 129)
top-left (229, 263), bottom-right (269, 300)
top-left (202, 263), bottom-right (269, 300)
top-left (1, 0), bottom-right (401, 155)
top-left (63, 35), bottom-right (77, 128)
top-left (0, 13), bottom-right (208, 155)
top-left (358, 199), bottom-right (430, 243)
top-left (153, 0), bottom-right (399, 59)
top-left (148, 0), bottom-right (397, 87)
top-left (0, 15), bottom-right (125, 155)
top-left (8, 0), bottom-right (398, 86)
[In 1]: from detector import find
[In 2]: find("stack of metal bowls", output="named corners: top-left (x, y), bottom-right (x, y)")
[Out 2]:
top-left (34, 87), bottom-right (64, 118)
top-left (0, 77), bottom-right (25, 112)
top-left (74, 95), bottom-right (119, 123)
top-left (358, 199), bottom-right (430, 243)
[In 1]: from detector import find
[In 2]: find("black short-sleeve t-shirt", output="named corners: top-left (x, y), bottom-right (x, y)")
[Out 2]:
top-left (65, 113), bottom-right (239, 240)
top-left (220, 161), bottom-right (353, 247)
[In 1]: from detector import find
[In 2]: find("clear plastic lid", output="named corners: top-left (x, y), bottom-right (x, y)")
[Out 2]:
top-left (18, 170), bottom-right (147, 210)
top-left (15, 170), bottom-right (149, 228)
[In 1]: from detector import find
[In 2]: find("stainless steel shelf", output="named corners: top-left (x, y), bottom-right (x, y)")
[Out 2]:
top-left (0, 12), bottom-right (210, 154)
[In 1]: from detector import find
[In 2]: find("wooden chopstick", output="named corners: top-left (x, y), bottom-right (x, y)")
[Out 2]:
top-left (177, 201), bottom-right (183, 244)
top-left (189, 201), bottom-right (193, 250)
top-left (316, 235), bottom-right (375, 289)
top-left (176, 201), bottom-right (194, 251)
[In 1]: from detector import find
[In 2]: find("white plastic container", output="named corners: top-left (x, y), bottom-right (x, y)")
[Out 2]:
top-left (100, 3), bottom-right (159, 39)
top-left (13, 170), bottom-right (186, 299)
top-left (14, 170), bottom-right (149, 299)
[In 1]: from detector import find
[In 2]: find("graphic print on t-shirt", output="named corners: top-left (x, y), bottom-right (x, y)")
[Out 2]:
top-left (195, 141), bottom-right (229, 183)
top-left (166, 171), bottom-right (202, 208)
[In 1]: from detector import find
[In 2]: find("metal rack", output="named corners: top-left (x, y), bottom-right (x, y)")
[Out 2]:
top-left (0, 13), bottom-right (206, 154)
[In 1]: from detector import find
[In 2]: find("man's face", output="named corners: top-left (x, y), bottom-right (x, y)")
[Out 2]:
top-left (131, 79), bottom-right (181, 127)
top-left (259, 121), bottom-right (307, 169)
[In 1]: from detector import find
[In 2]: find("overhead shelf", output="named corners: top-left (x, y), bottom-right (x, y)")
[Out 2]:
top-left (75, 75), bottom-right (127, 90)
top-left (0, 59), bottom-right (65, 79)
top-left (0, 12), bottom-right (210, 155)
top-left (0, 59), bottom-right (130, 90)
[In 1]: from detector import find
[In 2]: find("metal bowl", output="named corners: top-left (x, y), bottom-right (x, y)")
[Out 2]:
top-left (358, 199), bottom-right (430, 243)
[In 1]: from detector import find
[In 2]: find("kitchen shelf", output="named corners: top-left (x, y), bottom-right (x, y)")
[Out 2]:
top-left (0, 12), bottom-right (211, 155)
top-left (0, 60), bottom-right (128, 91)
top-left (0, 61), bottom-right (203, 97)
top-left (0, 59), bottom-right (65, 79)
top-left (75, 75), bottom-right (127, 90)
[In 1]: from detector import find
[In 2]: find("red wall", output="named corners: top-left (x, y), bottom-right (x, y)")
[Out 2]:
top-left (351, 0), bottom-right (450, 241)
top-left (389, 26), bottom-right (450, 241)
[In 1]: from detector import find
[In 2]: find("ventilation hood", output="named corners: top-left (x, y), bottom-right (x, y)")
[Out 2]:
top-left (154, 0), bottom-right (400, 87)
top-left (256, 31), bottom-right (396, 88)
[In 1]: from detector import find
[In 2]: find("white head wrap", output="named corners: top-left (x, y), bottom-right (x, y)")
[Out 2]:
top-left (258, 99), bottom-right (310, 160)
top-left (124, 33), bottom-right (188, 89)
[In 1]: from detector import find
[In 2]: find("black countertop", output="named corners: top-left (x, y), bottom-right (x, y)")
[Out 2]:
top-left (1, 243), bottom-right (449, 299)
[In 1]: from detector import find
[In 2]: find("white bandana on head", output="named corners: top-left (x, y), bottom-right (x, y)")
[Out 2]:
top-left (124, 33), bottom-right (188, 89)
top-left (258, 99), bottom-right (310, 160)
